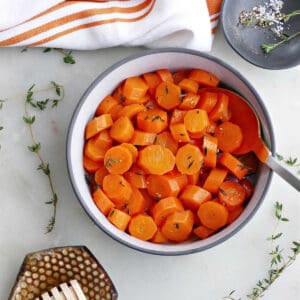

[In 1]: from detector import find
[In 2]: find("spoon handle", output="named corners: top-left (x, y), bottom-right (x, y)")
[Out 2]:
top-left (266, 156), bottom-right (300, 192)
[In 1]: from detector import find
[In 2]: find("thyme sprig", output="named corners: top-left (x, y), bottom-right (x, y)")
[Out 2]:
top-left (23, 82), bottom-right (64, 233)
top-left (224, 202), bottom-right (300, 300)
top-left (276, 153), bottom-right (300, 174)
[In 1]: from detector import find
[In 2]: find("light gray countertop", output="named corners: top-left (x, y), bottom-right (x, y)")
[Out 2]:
top-left (0, 29), bottom-right (299, 300)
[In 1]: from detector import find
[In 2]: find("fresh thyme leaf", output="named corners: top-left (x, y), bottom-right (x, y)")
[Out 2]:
top-left (152, 115), bottom-right (165, 122)
top-left (187, 160), bottom-right (194, 169)
top-left (105, 157), bottom-right (119, 168)
top-left (21, 47), bottom-right (28, 52)
top-left (36, 99), bottom-right (49, 111)
top-left (28, 143), bottom-right (41, 153)
top-left (276, 153), bottom-right (284, 161)
top-left (51, 81), bottom-right (61, 96)
top-left (37, 163), bottom-right (50, 175)
top-left (0, 126), bottom-right (3, 131)
top-left (43, 47), bottom-right (52, 53)
top-left (0, 99), bottom-right (6, 109)
top-left (45, 217), bottom-right (55, 233)
top-left (286, 157), bottom-right (297, 166)
top-left (63, 50), bottom-right (76, 64)
top-left (23, 115), bottom-right (35, 125)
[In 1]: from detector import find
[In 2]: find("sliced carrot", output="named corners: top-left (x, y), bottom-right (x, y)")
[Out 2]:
top-left (147, 173), bottom-right (188, 199)
top-left (127, 187), bottom-right (147, 216)
top-left (84, 138), bottom-right (107, 162)
top-left (123, 93), bottom-right (150, 106)
top-left (108, 208), bottom-right (131, 231)
top-left (161, 210), bottom-right (194, 242)
top-left (187, 170), bottom-right (200, 185)
top-left (128, 214), bottom-right (157, 241)
top-left (219, 181), bottom-right (246, 210)
top-left (240, 178), bottom-right (254, 199)
top-left (122, 76), bottom-right (148, 101)
top-left (136, 109), bottom-right (168, 133)
top-left (157, 69), bottom-right (174, 83)
top-left (144, 99), bottom-right (159, 110)
top-left (85, 114), bottom-right (113, 139)
top-left (120, 143), bottom-right (138, 163)
top-left (96, 95), bottom-right (119, 116)
top-left (208, 93), bottom-right (231, 122)
top-left (175, 144), bottom-right (203, 175)
top-left (193, 225), bottom-right (216, 239)
top-left (155, 131), bottom-right (178, 154)
top-left (93, 187), bottom-right (115, 216)
top-left (143, 72), bottom-right (162, 96)
top-left (203, 135), bottom-right (218, 168)
top-left (124, 165), bottom-right (147, 189)
top-left (108, 104), bottom-right (124, 121)
top-left (83, 155), bottom-right (103, 173)
top-left (178, 78), bottom-right (199, 94)
top-left (151, 196), bottom-right (184, 226)
top-left (203, 168), bottom-right (228, 194)
top-left (93, 129), bottom-right (113, 150)
top-left (138, 145), bottom-right (175, 175)
top-left (130, 130), bottom-right (156, 146)
top-left (170, 109), bottom-right (187, 124)
top-left (151, 229), bottom-right (168, 243)
top-left (206, 121), bottom-right (217, 135)
top-left (169, 123), bottom-right (190, 142)
top-left (104, 145), bottom-right (133, 174)
top-left (218, 152), bottom-right (248, 180)
top-left (179, 185), bottom-right (212, 211)
top-left (184, 109), bottom-right (209, 134)
top-left (103, 174), bottom-right (132, 207)
top-left (178, 93), bottom-right (200, 110)
top-left (155, 81), bottom-right (181, 110)
top-left (198, 92), bottom-right (218, 112)
top-left (227, 205), bottom-right (244, 224)
top-left (117, 103), bottom-right (146, 119)
top-left (112, 83), bottom-right (125, 103)
top-left (172, 69), bottom-right (189, 84)
top-left (197, 201), bottom-right (228, 230)
top-left (109, 116), bottom-right (134, 143)
top-left (94, 165), bottom-right (109, 186)
top-left (189, 69), bottom-right (220, 87)
top-left (140, 189), bottom-right (157, 212)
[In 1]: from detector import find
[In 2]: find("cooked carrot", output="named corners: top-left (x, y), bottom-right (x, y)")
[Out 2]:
top-left (227, 205), bottom-right (244, 224)
top-left (184, 109), bottom-right (209, 134)
top-left (155, 81), bottom-right (181, 110)
top-left (218, 152), bottom-right (248, 180)
top-left (130, 130), bottom-right (156, 146)
top-left (138, 145), bottom-right (175, 175)
top-left (178, 93), bottom-right (200, 110)
top-left (151, 229), bottom-right (168, 243)
top-left (120, 143), bottom-right (138, 163)
top-left (109, 116), bottom-right (134, 143)
top-left (93, 187), bottom-right (115, 216)
top-left (147, 173), bottom-right (188, 199)
top-left (170, 109), bottom-right (187, 124)
top-left (218, 181), bottom-right (246, 210)
top-left (123, 93), bottom-right (150, 106)
top-left (189, 69), bottom-right (220, 87)
top-left (108, 104), bottom-right (124, 121)
top-left (136, 109), bottom-right (168, 133)
top-left (94, 165), bottom-right (109, 186)
top-left (155, 131), bottom-right (178, 154)
top-left (144, 99), bottom-right (159, 110)
top-left (143, 72), bottom-right (162, 96)
top-left (208, 93), bottom-right (231, 122)
top-left (85, 114), bottom-right (113, 139)
top-left (175, 144), bottom-right (203, 175)
top-left (140, 189), bottom-right (157, 212)
top-left (128, 214), bottom-right (158, 241)
top-left (151, 196), bottom-right (184, 226)
top-left (215, 121), bottom-right (243, 152)
top-left (83, 155), bottom-right (103, 173)
top-left (203, 135), bottom-right (218, 168)
top-left (172, 69), bottom-right (190, 84)
top-left (187, 170), bottom-right (200, 185)
top-left (179, 185), bottom-right (212, 211)
top-left (197, 201), bottom-right (228, 230)
top-left (193, 225), bottom-right (216, 239)
top-left (127, 187), bottom-right (147, 216)
top-left (124, 165), bottom-right (147, 189)
top-left (108, 208), bottom-right (131, 231)
top-left (203, 168), bottom-right (228, 194)
top-left (157, 69), bottom-right (174, 83)
top-left (161, 210), bottom-right (194, 242)
top-left (240, 178), bottom-right (254, 199)
top-left (112, 83), bottom-right (125, 103)
top-left (84, 138), bottom-right (107, 162)
top-left (178, 78), bottom-right (199, 94)
top-left (117, 103), bottom-right (146, 119)
top-left (103, 174), bottom-right (132, 207)
top-left (104, 145), bottom-right (133, 174)
top-left (96, 95), bottom-right (119, 116)
top-left (122, 76), bottom-right (149, 101)
top-left (169, 123), bottom-right (190, 142)
top-left (198, 92), bottom-right (218, 112)
top-left (93, 129), bottom-right (113, 150)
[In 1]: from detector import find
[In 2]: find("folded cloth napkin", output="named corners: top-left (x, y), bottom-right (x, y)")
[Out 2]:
top-left (0, 0), bottom-right (222, 51)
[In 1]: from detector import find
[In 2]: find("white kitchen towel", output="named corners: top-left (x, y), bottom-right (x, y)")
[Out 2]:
top-left (0, 0), bottom-right (222, 51)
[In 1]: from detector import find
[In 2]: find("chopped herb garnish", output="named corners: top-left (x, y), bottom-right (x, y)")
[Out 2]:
top-left (109, 209), bottom-right (115, 217)
top-left (119, 181), bottom-right (125, 187)
top-left (165, 85), bottom-right (169, 94)
top-left (151, 115), bottom-right (165, 122)
top-left (105, 157), bottom-right (119, 168)
top-left (204, 147), bottom-right (208, 156)
top-left (175, 223), bottom-right (180, 229)
top-left (187, 160), bottom-right (194, 169)
top-left (219, 188), bottom-right (227, 196)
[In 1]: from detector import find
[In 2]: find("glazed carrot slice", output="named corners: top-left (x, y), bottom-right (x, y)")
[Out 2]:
top-left (144, 99), bottom-right (159, 110)
top-left (103, 174), bottom-right (132, 207)
top-left (184, 109), bottom-right (209, 134)
top-left (206, 121), bottom-right (217, 135)
top-left (85, 114), bottom-right (113, 139)
top-left (178, 93), bottom-right (200, 110)
top-left (178, 78), bottom-right (199, 94)
top-left (83, 155), bottom-right (103, 173)
top-left (203, 135), bottom-right (218, 168)
top-left (218, 152), bottom-right (248, 180)
top-left (240, 178), bottom-right (254, 199)
top-left (93, 187), bottom-right (115, 216)
top-left (187, 170), bottom-right (200, 185)
top-left (155, 131), bottom-right (178, 154)
top-left (138, 145), bottom-right (175, 175)
top-left (151, 229), bottom-right (168, 243)
top-left (179, 185), bottom-right (212, 211)
top-left (147, 173), bottom-right (188, 199)
top-left (143, 72), bottom-right (162, 96)
top-left (215, 121), bottom-right (243, 153)
top-left (151, 196), bottom-right (184, 226)
top-left (123, 93), bottom-right (150, 105)
top-left (170, 109), bottom-right (187, 124)
top-left (161, 210), bottom-right (194, 242)
top-left (84, 138), bottom-right (107, 162)
top-left (197, 201), bottom-right (228, 230)
top-left (96, 95), bottom-right (119, 116)
top-left (136, 109), bottom-right (168, 133)
top-left (104, 145), bottom-right (133, 174)
top-left (124, 165), bottom-right (147, 189)
top-left (172, 69), bottom-right (189, 84)
top-left (109, 116), bottom-right (134, 143)
top-left (198, 92), bottom-right (218, 112)
top-left (112, 83), bottom-right (125, 103)
top-left (157, 69), bottom-right (174, 83)
top-left (209, 93), bottom-right (231, 122)
top-left (175, 144), bottom-right (203, 175)
top-left (108, 208), bottom-right (131, 231)
top-left (169, 123), bottom-right (190, 142)
top-left (227, 205), bottom-right (244, 224)
top-left (128, 214), bottom-right (158, 241)
top-left (117, 104), bottom-right (146, 119)
top-left (203, 168), bottom-right (228, 194)
top-left (193, 225), bottom-right (216, 239)
top-left (123, 76), bottom-right (149, 101)
top-left (120, 143), bottom-right (138, 163)
top-left (130, 130), bottom-right (156, 146)
top-left (189, 69), bottom-right (220, 87)
top-left (93, 129), bottom-right (113, 150)
top-left (155, 81), bottom-right (181, 110)
top-left (108, 104), bottom-right (124, 121)
top-left (94, 165), bottom-right (109, 186)
top-left (218, 181), bottom-right (246, 210)
top-left (127, 187), bottom-right (147, 216)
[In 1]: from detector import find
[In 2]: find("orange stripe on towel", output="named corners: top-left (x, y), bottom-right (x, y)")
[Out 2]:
top-left (206, 0), bottom-right (222, 17)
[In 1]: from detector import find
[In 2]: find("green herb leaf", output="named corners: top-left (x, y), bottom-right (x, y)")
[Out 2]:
top-left (43, 47), bottom-right (52, 53)
top-left (37, 163), bottom-right (50, 175)
top-left (28, 143), bottom-right (41, 153)
top-left (36, 99), bottom-right (49, 111)
top-left (23, 115), bottom-right (35, 125)
top-left (63, 50), bottom-right (76, 64)
top-left (51, 81), bottom-right (61, 96)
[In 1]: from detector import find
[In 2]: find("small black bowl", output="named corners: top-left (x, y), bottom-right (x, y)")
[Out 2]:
top-left (221, 0), bottom-right (300, 69)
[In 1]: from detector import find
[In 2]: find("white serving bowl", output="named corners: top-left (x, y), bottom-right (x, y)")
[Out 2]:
top-left (66, 48), bottom-right (274, 255)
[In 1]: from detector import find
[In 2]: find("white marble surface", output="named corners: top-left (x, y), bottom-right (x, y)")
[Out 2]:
top-left (0, 29), bottom-right (299, 300)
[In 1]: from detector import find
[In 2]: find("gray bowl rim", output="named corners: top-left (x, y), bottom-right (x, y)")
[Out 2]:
top-left (66, 47), bottom-right (275, 256)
